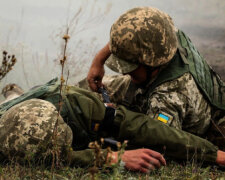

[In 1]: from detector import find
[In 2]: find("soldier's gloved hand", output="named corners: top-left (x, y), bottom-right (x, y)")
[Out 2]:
top-left (87, 43), bottom-right (111, 92)
top-left (108, 149), bottom-right (166, 173)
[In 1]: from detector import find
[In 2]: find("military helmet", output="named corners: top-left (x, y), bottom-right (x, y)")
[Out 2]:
top-left (106, 7), bottom-right (178, 74)
top-left (0, 99), bottom-right (72, 159)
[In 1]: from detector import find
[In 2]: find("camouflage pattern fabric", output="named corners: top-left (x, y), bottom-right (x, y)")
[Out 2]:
top-left (0, 80), bottom-right (222, 165)
top-left (106, 7), bottom-right (178, 73)
top-left (148, 73), bottom-right (212, 136)
top-left (102, 73), bottom-right (212, 136)
top-left (0, 99), bottom-right (73, 160)
top-left (102, 75), bottom-right (131, 103)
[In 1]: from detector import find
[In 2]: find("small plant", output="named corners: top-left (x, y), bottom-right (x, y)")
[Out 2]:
top-left (88, 139), bottom-right (128, 180)
top-left (50, 28), bottom-right (70, 178)
top-left (0, 51), bottom-right (17, 81)
top-left (88, 139), bottom-right (106, 180)
top-left (110, 140), bottom-right (127, 179)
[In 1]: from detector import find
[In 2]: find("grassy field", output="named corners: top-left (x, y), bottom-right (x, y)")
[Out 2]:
top-left (0, 161), bottom-right (225, 180)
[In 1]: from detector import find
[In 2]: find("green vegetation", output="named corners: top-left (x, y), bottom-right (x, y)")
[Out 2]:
top-left (0, 161), bottom-right (224, 179)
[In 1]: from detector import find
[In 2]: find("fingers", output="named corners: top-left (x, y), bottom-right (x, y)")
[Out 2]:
top-left (88, 80), bottom-right (98, 92)
top-left (87, 78), bottom-right (103, 92)
top-left (139, 167), bottom-right (150, 173)
top-left (87, 67), bottom-right (105, 91)
top-left (122, 149), bottom-right (166, 174)
top-left (142, 154), bottom-right (161, 168)
top-left (144, 149), bottom-right (166, 166)
top-left (139, 159), bottom-right (156, 171)
top-left (138, 149), bottom-right (166, 173)
top-left (105, 103), bottom-right (116, 108)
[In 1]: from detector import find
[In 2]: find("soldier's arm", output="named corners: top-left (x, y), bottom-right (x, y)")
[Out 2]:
top-left (115, 105), bottom-right (219, 164)
top-left (87, 43), bottom-right (111, 92)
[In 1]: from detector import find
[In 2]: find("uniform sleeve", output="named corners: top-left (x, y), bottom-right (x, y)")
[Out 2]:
top-left (67, 149), bottom-right (108, 167)
top-left (147, 73), bottom-right (212, 136)
top-left (114, 105), bottom-right (218, 163)
top-left (67, 149), bottom-right (95, 167)
top-left (102, 75), bottom-right (131, 104)
top-left (76, 75), bottom-right (131, 104)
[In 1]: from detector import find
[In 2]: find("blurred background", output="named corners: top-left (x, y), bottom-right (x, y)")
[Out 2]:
top-left (0, 0), bottom-right (224, 99)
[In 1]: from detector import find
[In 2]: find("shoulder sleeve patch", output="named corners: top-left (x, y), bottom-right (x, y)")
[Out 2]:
top-left (155, 112), bottom-right (174, 125)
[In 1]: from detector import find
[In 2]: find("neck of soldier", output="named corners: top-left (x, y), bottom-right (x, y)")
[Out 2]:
top-left (128, 65), bottom-right (159, 87)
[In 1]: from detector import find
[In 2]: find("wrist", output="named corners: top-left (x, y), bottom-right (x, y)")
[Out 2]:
top-left (106, 151), bottom-right (118, 165)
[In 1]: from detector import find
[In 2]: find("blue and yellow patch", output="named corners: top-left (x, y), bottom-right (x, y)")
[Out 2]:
top-left (157, 113), bottom-right (170, 124)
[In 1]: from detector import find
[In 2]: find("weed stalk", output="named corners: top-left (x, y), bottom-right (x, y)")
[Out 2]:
top-left (0, 51), bottom-right (17, 81)
top-left (50, 28), bottom-right (70, 178)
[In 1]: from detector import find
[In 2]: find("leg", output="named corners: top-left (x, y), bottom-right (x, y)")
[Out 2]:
top-left (0, 99), bottom-right (73, 163)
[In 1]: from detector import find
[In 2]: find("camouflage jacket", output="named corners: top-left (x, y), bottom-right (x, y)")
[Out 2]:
top-left (102, 72), bottom-right (213, 136)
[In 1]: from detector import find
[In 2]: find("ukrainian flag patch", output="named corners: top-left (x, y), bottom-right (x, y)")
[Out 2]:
top-left (157, 113), bottom-right (170, 124)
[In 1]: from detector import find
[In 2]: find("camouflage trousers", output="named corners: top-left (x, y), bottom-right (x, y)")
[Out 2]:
top-left (0, 99), bottom-right (73, 163)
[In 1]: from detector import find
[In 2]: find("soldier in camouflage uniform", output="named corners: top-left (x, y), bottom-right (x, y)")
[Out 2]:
top-left (1, 78), bottom-right (225, 172)
top-left (86, 7), bottom-right (225, 163)
top-left (0, 80), bottom-right (167, 173)
top-left (1, 7), bottom-right (225, 172)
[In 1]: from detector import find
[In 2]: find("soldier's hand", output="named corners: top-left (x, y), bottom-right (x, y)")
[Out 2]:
top-left (87, 43), bottom-right (111, 92)
top-left (87, 64), bottom-right (105, 92)
top-left (216, 150), bottom-right (225, 166)
top-left (109, 149), bottom-right (166, 173)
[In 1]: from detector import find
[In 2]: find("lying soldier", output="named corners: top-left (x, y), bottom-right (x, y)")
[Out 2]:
top-left (0, 78), bottom-right (225, 173)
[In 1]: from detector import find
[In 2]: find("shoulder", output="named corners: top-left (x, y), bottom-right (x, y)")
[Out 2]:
top-left (103, 75), bottom-right (131, 103)
top-left (154, 72), bottom-right (197, 94)
top-left (76, 74), bottom-right (131, 91)
top-left (149, 72), bottom-right (209, 112)
top-left (103, 74), bottom-right (131, 89)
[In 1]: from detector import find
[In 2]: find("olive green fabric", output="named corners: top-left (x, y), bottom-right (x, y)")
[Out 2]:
top-left (68, 149), bottom-right (95, 167)
top-left (114, 106), bottom-right (218, 162)
top-left (0, 78), bottom-right (106, 151)
top-left (177, 30), bottom-right (225, 110)
top-left (42, 84), bottom-right (106, 151)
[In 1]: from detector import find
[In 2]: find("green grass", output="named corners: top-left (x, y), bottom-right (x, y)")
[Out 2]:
top-left (0, 161), bottom-right (224, 180)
